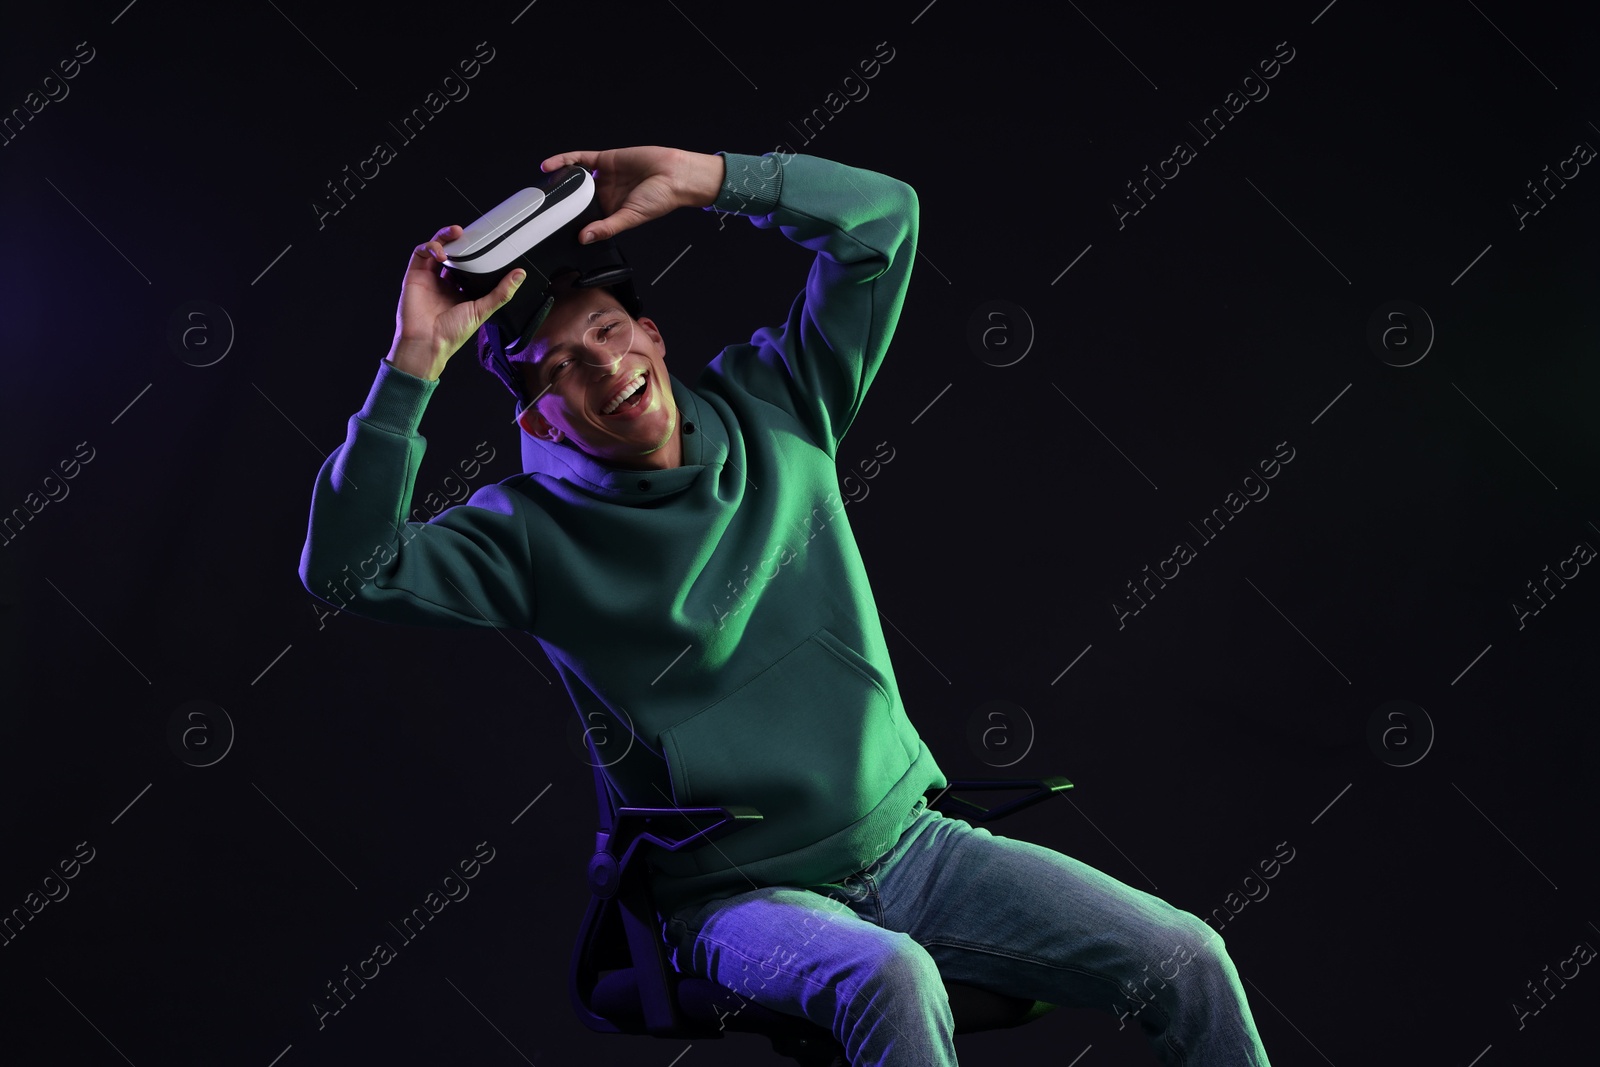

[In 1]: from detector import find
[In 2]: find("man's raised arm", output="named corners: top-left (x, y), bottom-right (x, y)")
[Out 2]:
top-left (297, 228), bottom-right (539, 630)
top-left (703, 151), bottom-right (920, 455)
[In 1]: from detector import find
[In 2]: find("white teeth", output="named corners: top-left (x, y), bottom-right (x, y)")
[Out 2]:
top-left (603, 371), bottom-right (647, 414)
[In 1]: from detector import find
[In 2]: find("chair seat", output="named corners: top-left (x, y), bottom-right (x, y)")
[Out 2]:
top-left (593, 967), bottom-right (1057, 1038)
top-left (596, 970), bottom-right (809, 1037)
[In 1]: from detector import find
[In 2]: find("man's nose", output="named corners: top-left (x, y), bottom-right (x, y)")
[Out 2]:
top-left (586, 351), bottom-right (624, 376)
top-left (581, 339), bottom-right (625, 373)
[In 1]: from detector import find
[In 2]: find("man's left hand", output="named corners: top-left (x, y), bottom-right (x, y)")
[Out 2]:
top-left (539, 146), bottom-right (726, 245)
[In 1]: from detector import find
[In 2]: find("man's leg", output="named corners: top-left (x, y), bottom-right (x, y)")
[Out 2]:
top-left (869, 799), bottom-right (1273, 1066)
top-left (664, 881), bottom-right (960, 1067)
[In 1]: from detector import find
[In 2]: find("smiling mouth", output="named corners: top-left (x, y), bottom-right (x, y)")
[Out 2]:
top-left (601, 370), bottom-right (649, 416)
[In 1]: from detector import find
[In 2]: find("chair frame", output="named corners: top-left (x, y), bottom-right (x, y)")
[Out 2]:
top-left (569, 748), bottom-right (1075, 1065)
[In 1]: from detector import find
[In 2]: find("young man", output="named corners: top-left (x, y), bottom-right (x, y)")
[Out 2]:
top-left (298, 145), bottom-right (1272, 1065)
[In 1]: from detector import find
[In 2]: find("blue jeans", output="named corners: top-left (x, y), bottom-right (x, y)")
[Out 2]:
top-left (663, 797), bottom-right (1272, 1066)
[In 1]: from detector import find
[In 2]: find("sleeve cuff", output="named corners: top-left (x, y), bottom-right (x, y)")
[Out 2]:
top-left (707, 151), bottom-right (785, 218)
top-left (360, 358), bottom-right (439, 435)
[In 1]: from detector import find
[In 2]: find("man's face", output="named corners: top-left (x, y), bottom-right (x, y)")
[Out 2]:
top-left (514, 284), bottom-right (681, 470)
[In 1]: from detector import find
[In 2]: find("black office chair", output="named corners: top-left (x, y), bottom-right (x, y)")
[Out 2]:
top-left (569, 745), bottom-right (1075, 1066)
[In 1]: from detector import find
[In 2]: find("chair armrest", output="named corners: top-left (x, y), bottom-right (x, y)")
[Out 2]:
top-left (589, 805), bottom-right (763, 898)
top-left (928, 775), bottom-right (1074, 824)
top-left (613, 804), bottom-right (764, 852)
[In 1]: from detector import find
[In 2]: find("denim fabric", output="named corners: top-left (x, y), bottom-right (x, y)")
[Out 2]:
top-left (663, 797), bottom-right (1272, 1066)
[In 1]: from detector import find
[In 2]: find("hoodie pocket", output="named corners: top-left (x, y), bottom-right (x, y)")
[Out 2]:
top-left (657, 627), bottom-right (913, 853)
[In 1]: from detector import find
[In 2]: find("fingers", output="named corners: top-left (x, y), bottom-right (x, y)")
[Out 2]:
top-left (541, 151), bottom-right (596, 173)
top-left (411, 225), bottom-right (463, 266)
top-left (582, 205), bottom-right (645, 245)
top-left (477, 268), bottom-right (527, 319)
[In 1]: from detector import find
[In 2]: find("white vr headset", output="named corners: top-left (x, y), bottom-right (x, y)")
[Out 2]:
top-left (440, 164), bottom-right (643, 409)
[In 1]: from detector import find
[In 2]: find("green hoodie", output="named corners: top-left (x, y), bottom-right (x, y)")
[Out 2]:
top-left (298, 151), bottom-right (947, 918)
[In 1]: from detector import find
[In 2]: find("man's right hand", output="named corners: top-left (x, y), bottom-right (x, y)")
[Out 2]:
top-left (385, 225), bottom-right (526, 381)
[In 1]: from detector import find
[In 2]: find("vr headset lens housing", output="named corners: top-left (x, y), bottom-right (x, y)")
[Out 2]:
top-left (440, 165), bottom-right (643, 407)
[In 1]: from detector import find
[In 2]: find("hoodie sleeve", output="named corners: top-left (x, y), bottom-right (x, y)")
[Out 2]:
top-left (703, 151), bottom-right (919, 457)
top-left (298, 359), bottom-right (537, 630)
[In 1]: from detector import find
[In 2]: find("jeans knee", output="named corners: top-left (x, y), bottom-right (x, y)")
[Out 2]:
top-left (1176, 907), bottom-right (1225, 950)
top-left (828, 938), bottom-right (954, 1062)
top-left (1153, 908), bottom-right (1234, 983)
top-left (848, 935), bottom-right (945, 1004)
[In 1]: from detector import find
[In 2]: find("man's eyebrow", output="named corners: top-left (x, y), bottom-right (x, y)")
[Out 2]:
top-left (533, 307), bottom-right (625, 365)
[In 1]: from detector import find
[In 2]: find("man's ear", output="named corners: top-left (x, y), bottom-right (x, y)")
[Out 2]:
top-left (516, 402), bottom-right (562, 444)
top-left (637, 315), bottom-right (666, 360)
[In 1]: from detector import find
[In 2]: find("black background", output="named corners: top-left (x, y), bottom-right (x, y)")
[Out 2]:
top-left (1, 1), bottom-right (1596, 1064)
